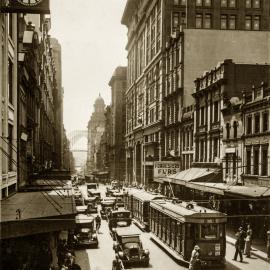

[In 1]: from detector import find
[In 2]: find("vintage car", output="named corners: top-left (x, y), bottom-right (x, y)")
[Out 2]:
top-left (74, 214), bottom-right (98, 248)
top-left (112, 191), bottom-right (125, 207)
top-left (84, 196), bottom-right (98, 213)
top-left (76, 205), bottom-right (87, 214)
top-left (113, 227), bottom-right (150, 267)
top-left (100, 197), bottom-right (116, 219)
top-left (108, 209), bottom-right (131, 231)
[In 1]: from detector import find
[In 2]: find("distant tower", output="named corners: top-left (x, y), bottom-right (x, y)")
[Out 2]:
top-left (86, 94), bottom-right (106, 174)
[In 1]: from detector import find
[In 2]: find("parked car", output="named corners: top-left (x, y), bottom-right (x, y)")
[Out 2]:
top-left (100, 197), bottom-right (116, 219)
top-left (113, 227), bottom-right (150, 267)
top-left (74, 214), bottom-right (98, 248)
top-left (108, 209), bottom-right (131, 232)
top-left (76, 205), bottom-right (87, 214)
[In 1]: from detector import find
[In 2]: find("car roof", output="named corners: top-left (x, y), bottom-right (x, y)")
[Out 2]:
top-left (111, 209), bottom-right (130, 214)
top-left (115, 227), bottom-right (141, 237)
top-left (75, 214), bottom-right (94, 224)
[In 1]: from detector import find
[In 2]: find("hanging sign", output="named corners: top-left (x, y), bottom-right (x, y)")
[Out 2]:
top-left (1, 0), bottom-right (50, 14)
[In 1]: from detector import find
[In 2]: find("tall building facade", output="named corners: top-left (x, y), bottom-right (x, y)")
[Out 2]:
top-left (17, 14), bottom-right (64, 187)
top-left (0, 12), bottom-right (18, 199)
top-left (51, 37), bottom-right (64, 169)
top-left (122, 0), bottom-right (270, 186)
top-left (108, 66), bottom-right (127, 182)
top-left (86, 95), bottom-right (106, 173)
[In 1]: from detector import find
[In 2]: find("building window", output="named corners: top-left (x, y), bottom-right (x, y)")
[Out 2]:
top-left (8, 13), bottom-right (13, 39)
top-left (245, 16), bottom-right (252, 30)
top-left (253, 147), bottom-right (259, 175)
top-left (245, 0), bottom-right (252, 8)
top-left (233, 121), bottom-right (238, 138)
top-left (173, 12), bottom-right (180, 30)
top-left (226, 123), bottom-right (230, 139)
top-left (8, 58), bottom-right (13, 104)
top-left (253, 16), bottom-right (260, 30)
top-left (229, 0), bottom-right (236, 8)
top-left (204, 14), bottom-right (212, 29)
top-left (263, 111), bottom-right (269, 132)
top-left (225, 153), bottom-right (229, 174)
top-left (213, 101), bottom-right (219, 122)
top-left (180, 0), bottom-right (187, 5)
top-left (221, 15), bottom-right (227, 29)
top-left (200, 140), bottom-right (204, 162)
top-left (213, 138), bottom-right (219, 160)
top-left (261, 146), bottom-right (268, 176)
top-left (221, 0), bottom-right (227, 7)
top-left (174, 0), bottom-right (179, 4)
top-left (232, 153), bottom-right (237, 175)
top-left (196, 14), bottom-right (203, 29)
top-left (196, 0), bottom-right (203, 6)
top-left (229, 15), bottom-right (236, 29)
top-left (8, 124), bottom-right (13, 171)
top-left (246, 147), bottom-right (251, 174)
top-left (253, 0), bottom-right (260, 8)
top-left (200, 107), bottom-right (205, 125)
top-left (204, 0), bottom-right (212, 6)
top-left (254, 114), bottom-right (260, 133)
top-left (247, 116), bottom-right (252, 134)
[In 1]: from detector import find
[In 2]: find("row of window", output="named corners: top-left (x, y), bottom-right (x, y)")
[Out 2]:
top-left (198, 137), bottom-right (220, 162)
top-left (174, 0), bottom-right (261, 8)
top-left (246, 111), bottom-right (269, 135)
top-left (195, 14), bottom-right (260, 30)
top-left (246, 145), bottom-right (268, 176)
top-left (198, 101), bottom-right (219, 126)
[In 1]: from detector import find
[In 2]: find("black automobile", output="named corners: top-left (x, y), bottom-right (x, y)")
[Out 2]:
top-left (100, 197), bottom-right (116, 219)
top-left (74, 214), bottom-right (98, 248)
top-left (113, 227), bottom-right (150, 267)
top-left (108, 209), bottom-right (131, 232)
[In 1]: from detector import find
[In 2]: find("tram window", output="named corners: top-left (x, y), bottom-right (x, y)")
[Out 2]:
top-left (200, 224), bottom-right (218, 239)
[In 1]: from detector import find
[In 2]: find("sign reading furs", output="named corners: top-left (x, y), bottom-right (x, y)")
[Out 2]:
top-left (154, 161), bottom-right (181, 178)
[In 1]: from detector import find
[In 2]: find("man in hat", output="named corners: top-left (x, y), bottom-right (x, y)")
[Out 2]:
top-left (189, 245), bottom-right (201, 270)
top-left (233, 231), bottom-right (243, 262)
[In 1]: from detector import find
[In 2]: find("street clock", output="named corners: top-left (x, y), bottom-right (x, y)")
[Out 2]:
top-left (17, 0), bottom-right (43, 6)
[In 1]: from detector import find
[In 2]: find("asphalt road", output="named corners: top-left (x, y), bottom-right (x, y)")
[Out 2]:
top-left (74, 184), bottom-right (269, 270)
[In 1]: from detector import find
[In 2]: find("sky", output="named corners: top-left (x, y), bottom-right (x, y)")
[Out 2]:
top-left (49, 0), bottom-right (127, 135)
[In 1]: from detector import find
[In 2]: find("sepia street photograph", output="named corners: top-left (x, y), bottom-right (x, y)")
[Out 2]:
top-left (0, 0), bottom-right (270, 269)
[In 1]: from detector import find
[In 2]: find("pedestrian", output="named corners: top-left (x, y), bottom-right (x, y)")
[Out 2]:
top-left (244, 231), bottom-right (251, 257)
top-left (112, 254), bottom-right (123, 270)
top-left (189, 245), bottom-right (201, 270)
top-left (95, 215), bottom-right (101, 233)
top-left (233, 232), bottom-right (243, 262)
top-left (267, 230), bottom-right (270, 262)
top-left (246, 224), bottom-right (253, 246)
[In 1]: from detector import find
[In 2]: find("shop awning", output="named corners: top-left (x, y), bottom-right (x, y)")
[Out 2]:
top-left (1, 190), bottom-right (76, 239)
top-left (225, 185), bottom-right (270, 198)
top-left (186, 182), bottom-right (228, 195)
top-left (155, 167), bottom-right (220, 185)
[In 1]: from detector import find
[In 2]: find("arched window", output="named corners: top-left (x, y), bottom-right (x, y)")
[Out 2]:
top-left (226, 123), bottom-right (230, 139)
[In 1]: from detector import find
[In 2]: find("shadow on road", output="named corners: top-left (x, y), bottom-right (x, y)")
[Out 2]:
top-left (75, 250), bottom-right (91, 270)
top-left (225, 261), bottom-right (249, 270)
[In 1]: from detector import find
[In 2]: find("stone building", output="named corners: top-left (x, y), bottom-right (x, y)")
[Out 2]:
top-left (86, 95), bottom-right (106, 173)
top-left (108, 66), bottom-right (127, 182)
top-left (242, 81), bottom-right (270, 187)
top-left (122, 0), bottom-right (270, 187)
top-left (0, 12), bottom-right (18, 199)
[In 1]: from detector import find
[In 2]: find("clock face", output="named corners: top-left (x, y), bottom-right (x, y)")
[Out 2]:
top-left (17, 0), bottom-right (43, 6)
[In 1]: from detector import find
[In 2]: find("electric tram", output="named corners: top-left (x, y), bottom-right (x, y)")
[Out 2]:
top-left (124, 189), bottom-right (165, 231)
top-left (149, 200), bottom-right (227, 267)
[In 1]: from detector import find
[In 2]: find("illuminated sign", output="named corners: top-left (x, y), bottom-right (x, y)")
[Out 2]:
top-left (154, 161), bottom-right (181, 178)
top-left (1, 0), bottom-right (50, 14)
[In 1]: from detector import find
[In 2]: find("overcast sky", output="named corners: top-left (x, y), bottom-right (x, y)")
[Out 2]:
top-left (50, 0), bottom-right (127, 135)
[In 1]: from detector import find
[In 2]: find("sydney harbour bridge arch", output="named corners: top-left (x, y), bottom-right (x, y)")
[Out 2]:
top-left (67, 130), bottom-right (88, 168)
